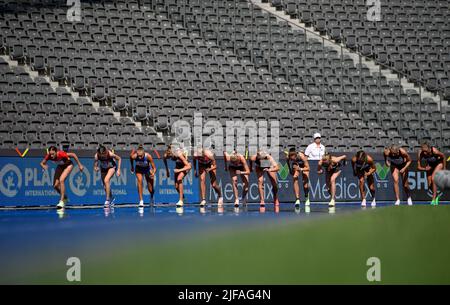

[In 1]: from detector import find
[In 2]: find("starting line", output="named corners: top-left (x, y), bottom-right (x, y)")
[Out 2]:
top-left (0, 201), bottom-right (448, 210)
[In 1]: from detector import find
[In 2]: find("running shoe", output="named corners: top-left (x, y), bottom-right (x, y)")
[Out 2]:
top-left (56, 200), bottom-right (65, 209)
top-left (407, 197), bottom-right (413, 206)
top-left (305, 196), bottom-right (311, 206)
top-left (110, 196), bottom-right (115, 207)
top-left (234, 199), bottom-right (239, 208)
top-left (361, 199), bottom-right (367, 207)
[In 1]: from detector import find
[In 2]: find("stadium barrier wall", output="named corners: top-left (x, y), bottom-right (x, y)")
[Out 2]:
top-left (0, 150), bottom-right (448, 206)
top-left (0, 153), bottom-right (199, 206)
top-left (206, 159), bottom-right (449, 203)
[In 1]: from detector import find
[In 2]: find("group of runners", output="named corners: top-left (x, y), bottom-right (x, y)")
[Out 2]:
top-left (39, 142), bottom-right (446, 209)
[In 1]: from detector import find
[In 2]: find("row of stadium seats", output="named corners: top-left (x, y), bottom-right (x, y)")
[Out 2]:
top-left (0, 0), bottom-right (400, 152)
top-left (278, 0), bottom-right (450, 99)
top-left (0, 57), bottom-right (165, 150)
top-left (1, 0), bottom-right (448, 150)
top-left (154, 0), bottom-right (448, 149)
top-left (2, 55), bottom-right (394, 150)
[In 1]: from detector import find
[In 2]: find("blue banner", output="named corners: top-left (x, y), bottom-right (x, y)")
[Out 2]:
top-left (205, 159), bottom-right (449, 203)
top-left (0, 157), bottom-right (199, 206)
top-left (0, 155), bottom-right (448, 206)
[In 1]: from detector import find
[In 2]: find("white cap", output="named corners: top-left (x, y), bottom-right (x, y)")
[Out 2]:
top-left (313, 133), bottom-right (321, 139)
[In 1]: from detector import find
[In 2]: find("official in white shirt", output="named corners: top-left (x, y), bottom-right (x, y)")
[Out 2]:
top-left (305, 133), bottom-right (326, 160)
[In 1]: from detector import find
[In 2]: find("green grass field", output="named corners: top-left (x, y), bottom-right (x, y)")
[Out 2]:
top-left (27, 206), bottom-right (450, 284)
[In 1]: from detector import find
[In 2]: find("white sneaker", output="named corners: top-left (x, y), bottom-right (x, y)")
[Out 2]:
top-left (294, 199), bottom-right (300, 207)
top-left (305, 197), bottom-right (310, 206)
top-left (371, 198), bottom-right (376, 207)
top-left (361, 199), bottom-right (367, 207)
top-left (176, 200), bottom-right (184, 207)
top-left (200, 199), bottom-right (206, 207)
top-left (138, 200), bottom-right (144, 208)
top-left (104, 200), bottom-right (110, 207)
top-left (394, 199), bottom-right (400, 206)
top-left (407, 197), bottom-right (413, 206)
top-left (234, 199), bottom-right (239, 208)
top-left (328, 199), bottom-right (335, 207)
top-left (218, 197), bottom-right (223, 206)
top-left (56, 200), bottom-right (65, 209)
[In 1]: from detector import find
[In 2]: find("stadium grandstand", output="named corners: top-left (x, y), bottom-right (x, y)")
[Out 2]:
top-left (0, 0), bottom-right (448, 151)
top-left (2, 0), bottom-right (450, 286)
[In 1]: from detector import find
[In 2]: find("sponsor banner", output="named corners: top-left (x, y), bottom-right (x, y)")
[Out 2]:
top-left (0, 157), bottom-right (199, 206)
top-left (206, 159), bottom-right (449, 203)
top-left (0, 155), bottom-right (448, 206)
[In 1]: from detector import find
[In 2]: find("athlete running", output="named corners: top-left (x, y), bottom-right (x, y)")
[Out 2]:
top-left (163, 145), bottom-right (192, 207)
top-left (351, 150), bottom-right (376, 207)
top-left (40, 146), bottom-right (84, 209)
top-left (417, 142), bottom-right (446, 205)
top-left (130, 144), bottom-right (156, 207)
top-left (286, 148), bottom-right (310, 207)
top-left (250, 150), bottom-right (280, 207)
top-left (193, 146), bottom-right (223, 207)
top-left (318, 153), bottom-right (347, 207)
top-left (224, 150), bottom-right (250, 207)
top-left (383, 145), bottom-right (412, 206)
top-left (94, 145), bottom-right (121, 207)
